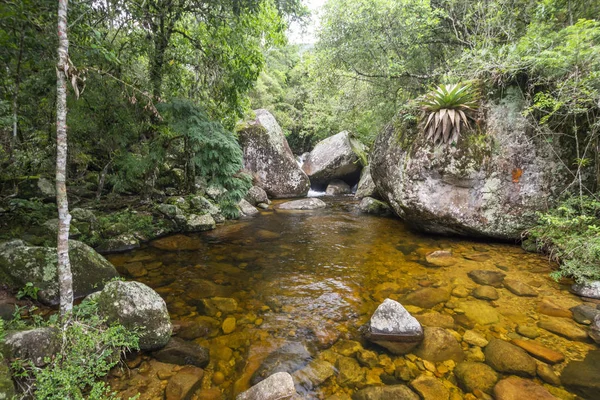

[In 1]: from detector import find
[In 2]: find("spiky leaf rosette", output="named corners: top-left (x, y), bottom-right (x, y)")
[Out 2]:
top-left (420, 83), bottom-right (479, 146)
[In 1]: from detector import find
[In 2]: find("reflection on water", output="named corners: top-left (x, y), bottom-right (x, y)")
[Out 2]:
top-left (107, 198), bottom-right (595, 399)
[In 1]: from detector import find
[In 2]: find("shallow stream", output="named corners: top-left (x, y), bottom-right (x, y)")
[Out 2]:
top-left (106, 197), bottom-right (596, 399)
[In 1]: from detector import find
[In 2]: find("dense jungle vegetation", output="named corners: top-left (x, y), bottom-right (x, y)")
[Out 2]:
top-left (1, 0), bottom-right (600, 280)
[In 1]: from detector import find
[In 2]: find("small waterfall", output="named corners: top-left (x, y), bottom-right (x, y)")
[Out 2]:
top-left (307, 189), bottom-right (326, 197)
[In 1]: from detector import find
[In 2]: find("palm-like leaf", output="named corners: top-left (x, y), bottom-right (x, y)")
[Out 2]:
top-left (419, 82), bottom-right (479, 146)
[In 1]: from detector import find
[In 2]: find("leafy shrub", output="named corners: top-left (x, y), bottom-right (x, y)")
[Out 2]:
top-left (10, 300), bottom-right (139, 399)
top-left (159, 99), bottom-right (252, 218)
top-left (16, 282), bottom-right (40, 300)
top-left (420, 82), bottom-right (479, 146)
top-left (524, 195), bottom-right (600, 283)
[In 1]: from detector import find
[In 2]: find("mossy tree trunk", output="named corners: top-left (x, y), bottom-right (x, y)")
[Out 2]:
top-left (56, 0), bottom-right (73, 318)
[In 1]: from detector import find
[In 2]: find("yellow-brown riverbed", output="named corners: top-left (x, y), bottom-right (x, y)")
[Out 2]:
top-left (106, 197), bottom-right (598, 400)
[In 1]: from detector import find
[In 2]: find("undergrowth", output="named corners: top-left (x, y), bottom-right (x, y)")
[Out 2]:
top-left (524, 195), bottom-right (600, 283)
top-left (5, 300), bottom-right (139, 399)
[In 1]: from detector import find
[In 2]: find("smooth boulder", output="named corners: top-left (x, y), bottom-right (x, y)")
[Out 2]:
top-left (493, 376), bottom-right (558, 400)
top-left (370, 94), bottom-right (572, 239)
top-left (355, 165), bottom-right (378, 199)
top-left (0, 239), bottom-right (118, 306)
top-left (238, 109), bottom-right (310, 198)
top-left (278, 198), bottom-right (326, 210)
top-left (251, 342), bottom-right (311, 386)
top-left (365, 299), bottom-right (424, 355)
top-left (484, 338), bottom-right (536, 377)
top-left (97, 281), bottom-right (172, 350)
top-left (571, 281), bottom-right (600, 299)
top-left (238, 372), bottom-right (297, 400)
top-left (358, 197), bottom-right (392, 216)
top-left (326, 179), bottom-right (352, 195)
top-left (302, 131), bottom-right (365, 189)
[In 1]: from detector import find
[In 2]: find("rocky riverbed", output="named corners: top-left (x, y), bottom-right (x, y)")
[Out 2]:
top-left (105, 197), bottom-right (599, 399)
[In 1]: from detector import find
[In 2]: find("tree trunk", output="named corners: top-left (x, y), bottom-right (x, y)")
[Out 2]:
top-left (56, 0), bottom-right (73, 319)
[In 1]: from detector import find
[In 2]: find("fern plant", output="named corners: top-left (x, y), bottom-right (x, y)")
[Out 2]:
top-left (159, 99), bottom-right (251, 218)
top-left (420, 82), bottom-right (479, 146)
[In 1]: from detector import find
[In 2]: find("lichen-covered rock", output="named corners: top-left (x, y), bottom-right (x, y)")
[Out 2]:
top-left (370, 92), bottom-right (571, 239)
top-left (365, 299), bottom-right (424, 355)
top-left (326, 179), bottom-right (352, 195)
top-left (238, 110), bottom-right (310, 198)
top-left (245, 186), bottom-right (270, 206)
top-left (358, 197), bottom-right (392, 216)
top-left (355, 165), bottom-right (378, 199)
top-left (237, 372), bottom-right (297, 400)
top-left (278, 198), bottom-right (326, 210)
top-left (238, 199), bottom-right (260, 217)
top-left (97, 281), bottom-right (172, 350)
top-left (302, 131), bottom-right (365, 189)
top-left (0, 239), bottom-right (119, 306)
top-left (185, 214), bottom-right (216, 232)
top-left (16, 177), bottom-right (56, 200)
top-left (571, 281), bottom-right (600, 299)
top-left (4, 327), bottom-right (60, 367)
top-left (96, 234), bottom-right (140, 253)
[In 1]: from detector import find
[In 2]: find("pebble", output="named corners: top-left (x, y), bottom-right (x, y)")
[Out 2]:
top-left (222, 317), bottom-right (236, 334)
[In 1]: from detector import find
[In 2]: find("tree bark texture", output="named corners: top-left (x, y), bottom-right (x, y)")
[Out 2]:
top-left (56, 0), bottom-right (73, 318)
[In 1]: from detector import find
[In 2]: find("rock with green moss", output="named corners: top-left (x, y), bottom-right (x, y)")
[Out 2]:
top-left (97, 280), bottom-right (172, 350)
top-left (0, 360), bottom-right (15, 399)
top-left (370, 91), bottom-right (572, 240)
top-left (238, 109), bottom-right (310, 198)
top-left (302, 131), bottom-right (365, 190)
top-left (355, 165), bottom-right (378, 199)
top-left (96, 234), bottom-right (140, 253)
top-left (358, 197), bottom-right (392, 216)
top-left (4, 327), bottom-right (60, 367)
top-left (0, 239), bottom-right (119, 306)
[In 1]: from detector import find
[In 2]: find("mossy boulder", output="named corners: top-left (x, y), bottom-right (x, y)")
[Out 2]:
top-left (97, 281), bottom-right (172, 350)
top-left (370, 91), bottom-right (572, 240)
top-left (238, 109), bottom-right (310, 198)
top-left (0, 239), bottom-right (119, 306)
top-left (0, 360), bottom-right (15, 399)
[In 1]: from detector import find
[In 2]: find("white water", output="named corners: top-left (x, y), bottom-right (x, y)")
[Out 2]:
top-left (307, 189), bottom-right (327, 197)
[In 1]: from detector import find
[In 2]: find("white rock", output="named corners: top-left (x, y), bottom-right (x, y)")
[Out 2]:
top-left (571, 281), bottom-right (600, 299)
top-left (236, 372), bottom-right (297, 400)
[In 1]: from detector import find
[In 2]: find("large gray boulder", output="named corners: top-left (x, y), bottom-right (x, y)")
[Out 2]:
top-left (0, 239), bottom-right (119, 306)
top-left (370, 91), bottom-right (572, 240)
top-left (97, 281), bottom-right (172, 350)
top-left (365, 299), bottom-right (424, 355)
top-left (302, 131), bottom-right (366, 189)
top-left (3, 327), bottom-right (60, 367)
top-left (238, 110), bottom-right (310, 198)
top-left (355, 165), bottom-right (378, 199)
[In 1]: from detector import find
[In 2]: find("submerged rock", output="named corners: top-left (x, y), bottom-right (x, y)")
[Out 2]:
top-left (326, 179), bottom-right (352, 195)
top-left (358, 197), bottom-right (392, 216)
top-left (355, 165), bottom-right (378, 199)
top-left (414, 327), bottom-right (464, 363)
top-left (510, 339), bottom-right (564, 364)
top-left (251, 342), bottom-right (311, 386)
top-left (302, 131), bottom-right (365, 189)
top-left (0, 239), bottom-right (118, 306)
top-left (238, 109), bottom-right (310, 198)
top-left (370, 95), bottom-right (571, 240)
top-left (152, 337), bottom-right (209, 368)
top-left (460, 301), bottom-right (500, 325)
top-left (237, 372), bottom-right (297, 400)
top-left (537, 317), bottom-right (588, 341)
top-left (365, 299), bottom-right (424, 355)
top-left (504, 279), bottom-right (538, 297)
top-left (484, 338), bottom-right (536, 377)
top-left (570, 304), bottom-right (600, 324)
top-left (409, 375), bottom-right (449, 400)
top-left (278, 198), bottom-right (326, 210)
top-left (351, 385), bottom-right (419, 400)
top-left (97, 281), bottom-right (172, 350)
top-left (467, 270), bottom-right (506, 287)
top-left (561, 349), bottom-right (600, 399)
top-left (472, 285), bottom-right (499, 300)
top-left (151, 234), bottom-right (203, 251)
top-left (292, 359), bottom-right (335, 390)
top-left (493, 376), bottom-right (558, 400)
top-left (404, 287), bottom-right (451, 309)
top-left (454, 361), bottom-right (498, 394)
top-left (165, 365), bottom-right (204, 400)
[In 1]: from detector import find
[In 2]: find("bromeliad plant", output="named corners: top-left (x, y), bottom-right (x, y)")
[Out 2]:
top-left (420, 82), bottom-right (479, 146)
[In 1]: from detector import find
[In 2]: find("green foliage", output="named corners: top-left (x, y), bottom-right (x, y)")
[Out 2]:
top-left (10, 300), bottom-right (139, 400)
top-left (16, 282), bottom-right (40, 300)
top-left (524, 196), bottom-right (600, 283)
top-left (420, 83), bottom-right (479, 146)
top-left (159, 100), bottom-right (251, 218)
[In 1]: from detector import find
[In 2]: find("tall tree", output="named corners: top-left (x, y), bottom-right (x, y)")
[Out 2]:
top-left (56, 0), bottom-right (73, 318)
